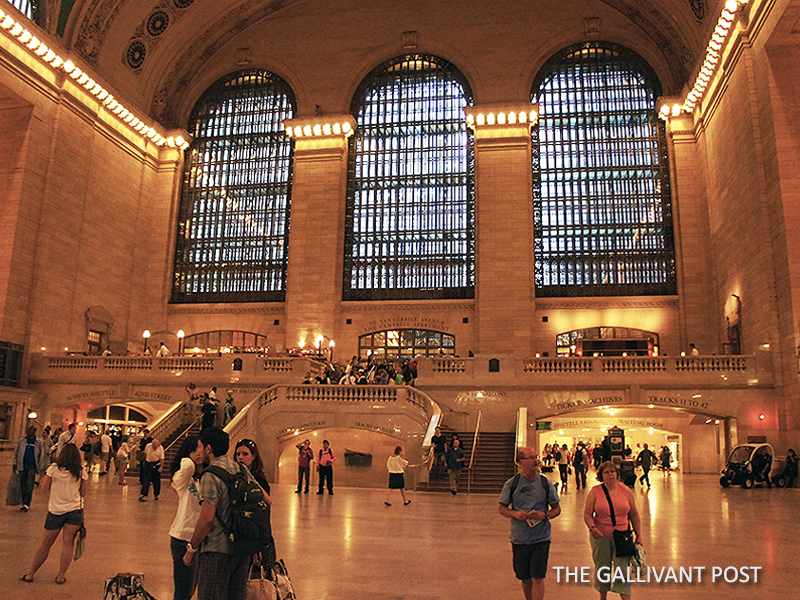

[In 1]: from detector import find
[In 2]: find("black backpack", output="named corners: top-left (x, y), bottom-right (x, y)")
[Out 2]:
top-left (574, 448), bottom-right (583, 464)
top-left (204, 465), bottom-right (272, 555)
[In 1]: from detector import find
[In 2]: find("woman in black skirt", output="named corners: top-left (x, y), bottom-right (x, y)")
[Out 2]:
top-left (384, 446), bottom-right (411, 506)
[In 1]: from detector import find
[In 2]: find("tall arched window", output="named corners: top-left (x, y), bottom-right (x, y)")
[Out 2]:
top-left (6, 1), bottom-right (38, 22)
top-left (344, 54), bottom-right (475, 301)
top-left (172, 70), bottom-right (295, 303)
top-left (532, 42), bottom-right (676, 297)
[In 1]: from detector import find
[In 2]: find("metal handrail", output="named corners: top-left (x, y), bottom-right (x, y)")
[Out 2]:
top-left (467, 410), bottom-right (481, 493)
top-left (163, 416), bottom-right (202, 454)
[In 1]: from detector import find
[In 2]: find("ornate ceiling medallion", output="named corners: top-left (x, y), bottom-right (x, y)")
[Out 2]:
top-left (126, 40), bottom-right (147, 69)
top-left (689, 0), bottom-right (705, 21)
top-left (147, 11), bottom-right (170, 37)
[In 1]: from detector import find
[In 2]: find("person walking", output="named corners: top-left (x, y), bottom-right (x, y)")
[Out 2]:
top-left (222, 390), bottom-right (237, 427)
top-left (317, 440), bottom-right (336, 495)
top-left (295, 439), bottom-right (313, 494)
top-left (583, 461), bottom-right (644, 600)
top-left (14, 425), bottom-right (45, 512)
top-left (20, 444), bottom-right (88, 585)
top-left (139, 438), bottom-right (165, 501)
top-left (384, 446), bottom-right (411, 506)
top-left (98, 430), bottom-right (113, 476)
top-left (430, 427), bottom-right (447, 479)
top-left (573, 442), bottom-right (588, 489)
top-left (498, 447), bottom-right (561, 600)
top-left (635, 444), bottom-right (656, 488)
top-left (116, 435), bottom-right (131, 485)
top-left (446, 438), bottom-right (466, 495)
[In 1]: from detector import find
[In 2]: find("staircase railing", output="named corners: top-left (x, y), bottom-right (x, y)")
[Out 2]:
top-left (467, 410), bottom-right (481, 494)
top-left (147, 402), bottom-right (188, 443)
top-left (514, 407), bottom-right (527, 469)
top-left (163, 416), bottom-right (202, 454)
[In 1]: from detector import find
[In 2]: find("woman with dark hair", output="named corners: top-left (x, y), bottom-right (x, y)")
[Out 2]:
top-left (168, 436), bottom-right (204, 600)
top-left (583, 461), bottom-right (644, 600)
top-left (21, 444), bottom-right (88, 584)
top-left (384, 445), bottom-right (411, 506)
top-left (234, 438), bottom-right (275, 571)
top-left (234, 438), bottom-right (270, 494)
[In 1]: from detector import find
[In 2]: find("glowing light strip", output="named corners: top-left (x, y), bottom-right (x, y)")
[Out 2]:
top-left (660, 0), bottom-right (750, 119)
top-left (465, 109), bottom-right (538, 129)
top-left (0, 6), bottom-right (188, 149)
top-left (284, 121), bottom-right (354, 138)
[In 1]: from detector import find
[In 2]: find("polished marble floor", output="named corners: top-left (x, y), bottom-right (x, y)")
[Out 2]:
top-left (1, 468), bottom-right (797, 600)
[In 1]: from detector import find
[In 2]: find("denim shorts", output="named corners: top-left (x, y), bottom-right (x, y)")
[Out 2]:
top-left (44, 509), bottom-right (83, 530)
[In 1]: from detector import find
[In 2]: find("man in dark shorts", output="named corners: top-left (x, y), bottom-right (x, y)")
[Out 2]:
top-left (498, 447), bottom-right (561, 600)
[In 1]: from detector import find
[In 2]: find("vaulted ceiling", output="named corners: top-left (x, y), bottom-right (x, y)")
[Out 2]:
top-left (36, 1), bottom-right (737, 127)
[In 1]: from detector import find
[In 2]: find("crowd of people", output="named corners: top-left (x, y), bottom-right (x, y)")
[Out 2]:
top-left (301, 355), bottom-right (418, 387)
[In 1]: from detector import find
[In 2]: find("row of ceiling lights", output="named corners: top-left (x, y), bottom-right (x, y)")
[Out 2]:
top-left (660, 0), bottom-right (751, 120)
top-left (0, 5), bottom-right (189, 149)
top-left (1, 1), bottom-right (754, 139)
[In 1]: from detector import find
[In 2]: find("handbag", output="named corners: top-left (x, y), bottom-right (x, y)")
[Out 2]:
top-left (270, 559), bottom-right (297, 600)
top-left (247, 566), bottom-right (278, 600)
top-left (103, 573), bottom-right (157, 600)
top-left (74, 498), bottom-right (86, 560)
top-left (74, 523), bottom-right (87, 560)
top-left (601, 484), bottom-right (638, 558)
top-left (6, 470), bottom-right (22, 506)
top-left (630, 542), bottom-right (647, 572)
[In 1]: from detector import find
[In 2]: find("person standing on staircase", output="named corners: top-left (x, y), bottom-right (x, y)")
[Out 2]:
top-left (446, 438), bottom-right (466, 495)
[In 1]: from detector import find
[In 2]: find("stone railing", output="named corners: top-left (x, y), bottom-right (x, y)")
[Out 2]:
top-left (418, 353), bottom-right (771, 388)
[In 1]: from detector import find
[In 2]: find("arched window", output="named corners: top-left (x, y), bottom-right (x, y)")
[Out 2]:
top-left (6, 1), bottom-right (39, 22)
top-left (532, 42), bottom-right (676, 297)
top-left (344, 54), bottom-right (475, 301)
top-left (359, 329), bottom-right (455, 359)
top-left (172, 70), bottom-right (295, 303)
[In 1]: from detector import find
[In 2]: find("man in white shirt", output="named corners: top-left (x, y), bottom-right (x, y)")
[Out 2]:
top-left (139, 438), bottom-right (165, 501)
top-left (157, 342), bottom-right (170, 357)
top-left (99, 431), bottom-right (113, 475)
top-left (56, 423), bottom-right (78, 458)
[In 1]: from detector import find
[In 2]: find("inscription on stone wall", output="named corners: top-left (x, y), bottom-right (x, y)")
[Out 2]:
top-left (648, 395), bottom-right (709, 410)
top-left (552, 395), bottom-right (624, 411)
top-left (352, 421), bottom-right (396, 436)
top-left (278, 421), bottom-right (327, 436)
top-left (66, 389), bottom-right (115, 401)
top-left (133, 391), bottom-right (173, 402)
top-left (362, 316), bottom-right (450, 334)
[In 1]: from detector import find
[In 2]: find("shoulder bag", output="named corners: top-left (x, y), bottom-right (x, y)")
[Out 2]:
top-left (600, 484), bottom-right (638, 558)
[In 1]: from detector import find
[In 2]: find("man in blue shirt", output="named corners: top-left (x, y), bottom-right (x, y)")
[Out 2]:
top-left (14, 425), bottom-right (45, 512)
top-left (498, 447), bottom-right (561, 600)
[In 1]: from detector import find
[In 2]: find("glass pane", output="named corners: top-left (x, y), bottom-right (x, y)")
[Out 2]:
top-left (532, 43), bottom-right (675, 297)
top-left (344, 54), bottom-right (475, 301)
top-left (172, 70), bottom-right (295, 303)
top-left (108, 406), bottom-right (126, 421)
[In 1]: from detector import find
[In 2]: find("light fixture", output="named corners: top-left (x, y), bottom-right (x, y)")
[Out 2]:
top-left (27, 409), bottom-right (38, 419)
top-left (142, 329), bottom-right (151, 353)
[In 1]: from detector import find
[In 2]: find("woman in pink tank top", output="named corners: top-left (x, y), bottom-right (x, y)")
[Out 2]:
top-left (583, 461), bottom-right (644, 599)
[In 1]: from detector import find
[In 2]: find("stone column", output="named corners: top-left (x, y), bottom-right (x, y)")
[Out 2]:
top-left (282, 115), bottom-right (356, 353)
top-left (465, 104), bottom-right (538, 357)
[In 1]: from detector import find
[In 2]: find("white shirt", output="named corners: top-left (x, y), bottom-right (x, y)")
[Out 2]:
top-left (100, 434), bottom-right (112, 453)
top-left (144, 442), bottom-right (165, 463)
top-left (169, 457), bottom-right (202, 541)
top-left (387, 455), bottom-right (408, 473)
top-left (46, 464), bottom-right (88, 515)
top-left (56, 430), bottom-right (78, 455)
top-left (157, 345), bottom-right (170, 357)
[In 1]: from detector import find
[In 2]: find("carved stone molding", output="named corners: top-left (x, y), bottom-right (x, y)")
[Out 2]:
top-left (343, 303), bottom-right (475, 313)
top-left (169, 306), bottom-right (286, 315)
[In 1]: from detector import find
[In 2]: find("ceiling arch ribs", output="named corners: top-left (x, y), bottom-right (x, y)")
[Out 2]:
top-left (596, 0), bottom-right (700, 92)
